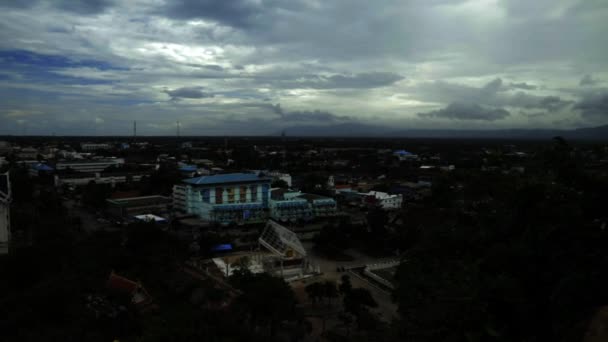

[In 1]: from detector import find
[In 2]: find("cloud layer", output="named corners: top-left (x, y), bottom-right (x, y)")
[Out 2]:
top-left (1, 0), bottom-right (607, 135)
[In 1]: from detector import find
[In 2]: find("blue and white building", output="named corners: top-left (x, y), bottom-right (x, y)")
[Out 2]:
top-left (270, 189), bottom-right (338, 222)
top-left (173, 173), bottom-right (271, 224)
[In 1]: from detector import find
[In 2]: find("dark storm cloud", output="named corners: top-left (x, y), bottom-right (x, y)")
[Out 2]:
top-left (574, 92), bottom-right (608, 119)
top-left (509, 82), bottom-right (537, 90)
top-left (164, 87), bottom-right (213, 100)
top-left (281, 72), bottom-right (404, 89)
top-left (418, 103), bottom-right (510, 121)
top-left (201, 64), bottom-right (225, 72)
top-left (160, 0), bottom-right (263, 28)
top-left (282, 110), bottom-right (351, 123)
top-left (415, 78), bottom-right (571, 111)
top-left (580, 74), bottom-right (599, 87)
top-left (536, 96), bottom-right (572, 111)
top-left (263, 103), bottom-right (350, 123)
top-left (0, 0), bottom-right (114, 14)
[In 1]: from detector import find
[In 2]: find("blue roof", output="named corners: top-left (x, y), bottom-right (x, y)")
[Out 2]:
top-left (179, 165), bottom-right (198, 172)
top-left (211, 244), bottom-right (233, 252)
top-left (394, 150), bottom-right (413, 155)
top-left (183, 172), bottom-right (270, 185)
top-left (32, 163), bottom-right (54, 171)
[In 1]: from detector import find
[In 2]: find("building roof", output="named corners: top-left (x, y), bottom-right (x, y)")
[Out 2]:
top-left (31, 163), bottom-right (54, 171)
top-left (258, 220), bottom-right (306, 258)
top-left (107, 195), bottom-right (171, 207)
top-left (179, 165), bottom-right (198, 172)
top-left (183, 172), bottom-right (270, 185)
top-left (134, 214), bottom-right (167, 223)
top-left (106, 271), bottom-right (139, 293)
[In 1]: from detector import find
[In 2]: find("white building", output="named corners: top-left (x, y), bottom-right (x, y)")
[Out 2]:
top-left (0, 172), bottom-right (11, 255)
top-left (255, 171), bottom-right (292, 187)
top-left (54, 172), bottom-right (148, 187)
top-left (55, 158), bottom-right (125, 173)
top-left (393, 150), bottom-right (418, 161)
top-left (80, 143), bottom-right (112, 151)
top-left (364, 191), bottom-right (403, 210)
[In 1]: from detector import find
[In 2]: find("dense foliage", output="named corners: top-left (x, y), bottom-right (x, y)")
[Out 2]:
top-left (393, 140), bottom-right (608, 341)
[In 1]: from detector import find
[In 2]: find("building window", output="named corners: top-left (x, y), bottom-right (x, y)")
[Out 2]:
top-left (227, 187), bottom-right (235, 203)
top-left (215, 187), bottom-right (223, 204)
top-left (201, 189), bottom-right (210, 203)
top-left (250, 185), bottom-right (258, 202)
top-left (240, 186), bottom-right (247, 202)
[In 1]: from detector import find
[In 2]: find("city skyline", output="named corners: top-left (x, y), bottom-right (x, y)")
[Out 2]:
top-left (1, 0), bottom-right (607, 135)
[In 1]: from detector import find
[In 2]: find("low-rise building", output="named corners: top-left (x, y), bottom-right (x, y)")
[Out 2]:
top-left (29, 163), bottom-right (54, 177)
top-left (269, 189), bottom-right (338, 222)
top-left (106, 195), bottom-right (172, 219)
top-left (393, 150), bottom-right (418, 161)
top-left (173, 173), bottom-right (271, 224)
top-left (16, 147), bottom-right (39, 160)
top-left (55, 158), bottom-right (125, 173)
top-left (363, 191), bottom-right (403, 210)
top-left (54, 171), bottom-right (149, 187)
top-left (81, 143), bottom-right (112, 151)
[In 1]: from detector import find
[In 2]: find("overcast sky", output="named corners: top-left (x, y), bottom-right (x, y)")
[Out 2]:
top-left (1, 0), bottom-right (607, 135)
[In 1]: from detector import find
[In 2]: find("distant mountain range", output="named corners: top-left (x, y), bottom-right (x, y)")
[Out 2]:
top-left (280, 123), bottom-right (608, 140)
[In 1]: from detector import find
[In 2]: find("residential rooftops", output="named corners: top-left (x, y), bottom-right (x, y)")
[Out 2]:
top-left (183, 172), bottom-right (270, 185)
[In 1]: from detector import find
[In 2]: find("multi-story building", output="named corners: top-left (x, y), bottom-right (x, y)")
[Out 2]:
top-left (0, 172), bottom-right (11, 255)
top-left (55, 158), bottom-right (125, 173)
top-left (270, 189), bottom-right (312, 222)
top-left (106, 195), bottom-right (172, 219)
top-left (269, 189), bottom-right (338, 222)
top-left (173, 173), bottom-right (271, 224)
top-left (298, 193), bottom-right (339, 218)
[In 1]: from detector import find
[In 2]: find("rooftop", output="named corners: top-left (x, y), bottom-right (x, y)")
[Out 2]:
top-left (258, 220), bottom-right (306, 258)
top-left (107, 195), bottom-right (171, 207)
top-left (183, 172), bottom-right (270, 186)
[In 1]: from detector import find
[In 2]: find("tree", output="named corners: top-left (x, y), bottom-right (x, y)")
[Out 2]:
top-left (343, 288), bottom-right (378, 316)
top-left (230, 272), bottom-right (299, 337)
top-left (339, 275), bottom-right (352, 295)
top-left (271, 179), bottom-right (289, 188)
top-left (305, 282), bottom-right (324, 305)
top-left (323, 281), bottom-right (338, 306)
top-left (343, 288), bottom-right (379, 332)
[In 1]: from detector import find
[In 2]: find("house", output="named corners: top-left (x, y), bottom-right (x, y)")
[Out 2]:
top-left (106, 271), bottom-right (156, 313)
top-left (393, 150), bottom-right (418, 161)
